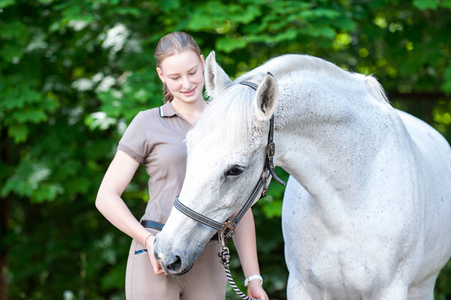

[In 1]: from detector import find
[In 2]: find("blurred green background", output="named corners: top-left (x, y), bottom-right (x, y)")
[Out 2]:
top-left (1, 0), bottom-right (450, 299)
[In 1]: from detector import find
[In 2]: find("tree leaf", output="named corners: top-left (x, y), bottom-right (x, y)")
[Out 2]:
top-left (413, 0), bottom-right (441, 10)
top-left (8, 123), bottom-right (29, 143)
top-left (216, 36), bottom-right (247, 53)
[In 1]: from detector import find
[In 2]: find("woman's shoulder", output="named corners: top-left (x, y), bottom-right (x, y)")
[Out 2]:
top-left (132, 106), bottom-right (163, 123)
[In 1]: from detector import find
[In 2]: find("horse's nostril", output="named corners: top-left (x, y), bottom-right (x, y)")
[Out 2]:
top-left (166, 255), bottom-right (183, 273)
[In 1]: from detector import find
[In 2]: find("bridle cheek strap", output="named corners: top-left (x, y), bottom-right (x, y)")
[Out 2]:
top-left (173, 80), bottom-right (286, 239)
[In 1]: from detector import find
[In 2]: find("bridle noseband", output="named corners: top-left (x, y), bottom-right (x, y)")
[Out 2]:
top-left (173, 80), bottom-right (286, 239)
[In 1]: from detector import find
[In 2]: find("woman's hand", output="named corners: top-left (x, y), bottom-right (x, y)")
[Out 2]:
top-left (247, 280), bottom-right (269, 300)
top-left (145, 235), bottom-right (166, 276)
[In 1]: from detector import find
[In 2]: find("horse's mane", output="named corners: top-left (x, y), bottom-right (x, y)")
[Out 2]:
top-left (189, 54), bottom-right (388, 149)
top-left (238, 54), bottom-right (350, 82)
top-left (237, 54), bottom-right (388, 103)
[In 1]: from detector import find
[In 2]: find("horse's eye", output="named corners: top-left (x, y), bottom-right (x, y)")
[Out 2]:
top-left (225, 166), bottom-right (244, 176)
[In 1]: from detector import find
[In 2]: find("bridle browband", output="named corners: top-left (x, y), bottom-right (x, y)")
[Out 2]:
top-left (174, 80), bottom-right (286, 239)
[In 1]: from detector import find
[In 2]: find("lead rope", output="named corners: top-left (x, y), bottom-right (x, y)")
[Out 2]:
top-left (218, 234), bottom-right (261, 300)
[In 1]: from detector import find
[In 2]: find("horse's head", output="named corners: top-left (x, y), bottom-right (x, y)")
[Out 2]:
top-left (153, 51), bottom-right (279, 275)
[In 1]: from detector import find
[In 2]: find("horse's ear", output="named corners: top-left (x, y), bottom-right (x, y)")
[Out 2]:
top-left (253, 72), bottom-right (278, 121)
top-left (205, 51), bottom-right (231, 96)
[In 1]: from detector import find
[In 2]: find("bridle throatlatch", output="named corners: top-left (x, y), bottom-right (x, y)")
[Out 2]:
top-left (173, 79), bottom-right (286, 300)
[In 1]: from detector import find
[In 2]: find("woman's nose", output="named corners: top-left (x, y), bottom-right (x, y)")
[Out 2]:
top-left (182, 76), bottom-right (192, 89)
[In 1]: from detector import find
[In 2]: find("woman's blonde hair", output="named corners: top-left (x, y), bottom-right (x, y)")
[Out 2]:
top-left (155, 32), bottom-right (202, 103)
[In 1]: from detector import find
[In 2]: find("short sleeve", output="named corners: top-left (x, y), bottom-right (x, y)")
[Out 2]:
top-left (118, 112), bottom-right (151, 164)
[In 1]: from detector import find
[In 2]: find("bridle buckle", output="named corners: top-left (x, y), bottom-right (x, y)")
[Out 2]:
top-left (267, 142), bottom-right (276, 159)
top-left (221, 221), bottom-right (236, 239)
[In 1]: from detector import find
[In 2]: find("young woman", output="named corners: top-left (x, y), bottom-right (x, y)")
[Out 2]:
top-left (95, 31), bottom-right (269, 300)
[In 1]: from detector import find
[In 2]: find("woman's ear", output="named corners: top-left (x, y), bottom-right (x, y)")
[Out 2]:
top-left (200, 54), bottom-right (205, 69)
top-left (156, 67), bottom-right (165, 83)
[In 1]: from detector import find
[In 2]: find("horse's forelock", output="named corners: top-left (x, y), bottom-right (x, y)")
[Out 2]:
top-left (190, 84), bottom-right (261, 151)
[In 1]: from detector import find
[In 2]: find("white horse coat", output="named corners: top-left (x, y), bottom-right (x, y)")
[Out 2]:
top-left (154, 52), bottom-right (451, 299)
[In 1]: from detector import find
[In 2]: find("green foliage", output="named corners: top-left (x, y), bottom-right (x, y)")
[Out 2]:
top-left (1, 0), bottom-right (450, 299)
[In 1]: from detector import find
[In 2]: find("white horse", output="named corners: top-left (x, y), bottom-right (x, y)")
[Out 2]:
top-left (154, 51), bottom-right (451, 299)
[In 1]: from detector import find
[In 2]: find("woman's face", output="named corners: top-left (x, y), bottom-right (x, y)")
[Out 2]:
top-left (157, 50), bottom-right (205, 105)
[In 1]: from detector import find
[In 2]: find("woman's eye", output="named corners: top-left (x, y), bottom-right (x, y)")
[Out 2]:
top-left (225, 166), bottom-right (244, 176)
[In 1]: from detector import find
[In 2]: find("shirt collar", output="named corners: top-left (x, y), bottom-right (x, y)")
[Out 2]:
top-left (159, 101), bottom-right (177, 118)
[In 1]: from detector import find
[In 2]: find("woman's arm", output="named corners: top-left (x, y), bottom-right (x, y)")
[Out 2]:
top-left (95, 150), bottom-right (165, 275)
top-left (233, 209), bottom-right (269, 300)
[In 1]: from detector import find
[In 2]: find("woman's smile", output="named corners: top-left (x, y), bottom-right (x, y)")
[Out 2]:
top-left (181, 87), bottom-right (196, 97)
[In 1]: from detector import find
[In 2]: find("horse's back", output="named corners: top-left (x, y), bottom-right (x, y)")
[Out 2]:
top-left (397, 109), bottom-right (451, 163)
top-left (396, 109), bottom-right (451, 206)
top-left (396, 109), bottom-right (451, 286)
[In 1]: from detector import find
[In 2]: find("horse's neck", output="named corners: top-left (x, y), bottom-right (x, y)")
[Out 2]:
top-left (274, 73), bottom-right (413, 230)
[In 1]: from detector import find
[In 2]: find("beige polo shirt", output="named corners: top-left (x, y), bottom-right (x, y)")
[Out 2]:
top-left (118, 101), bottom-right (191, 224)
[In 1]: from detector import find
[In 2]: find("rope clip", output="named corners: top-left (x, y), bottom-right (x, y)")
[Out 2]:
top-left (218, 246), bottom-right (231, 267)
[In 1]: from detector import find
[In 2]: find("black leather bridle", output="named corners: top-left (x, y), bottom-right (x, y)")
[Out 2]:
top-left (173, 80), bottom-right (286, 239)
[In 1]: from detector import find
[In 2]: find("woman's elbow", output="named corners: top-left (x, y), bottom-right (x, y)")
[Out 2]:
top-left (95, 188), bottom-right (109, 213)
